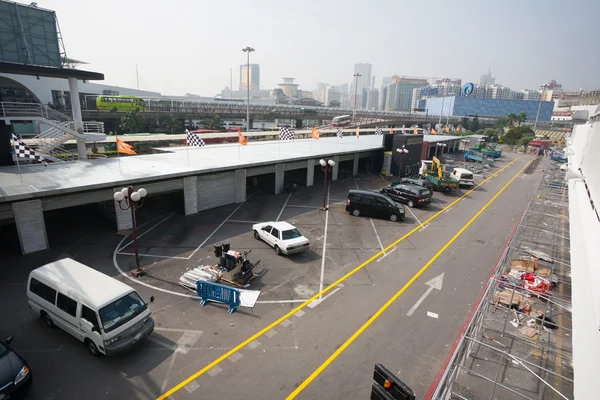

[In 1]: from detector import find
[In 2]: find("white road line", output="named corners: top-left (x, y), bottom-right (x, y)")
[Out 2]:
top-left (308, 287), bottom-right (341, 308)
top-left (154, 327), bottom-right (204, 334)
top-left (276, 192), bottom-right (292, 222)
top-left (118, 213), bottom-right (174, 252)
top-left (370, 218), bottom-right (386, 255)
top-left (161, 351), bottom-right (178, 394)
top-left (376, 247), bottom-right (397, 262)
top-left (286, 205), bottom-right (321, 209)
top-left (318, 185), bottom-right (331, 299)
top-left (117, 252), bottom-right (189, 260)
top-left (406, 286), bottom-right (435, 316)
top-left (405, 206), bottom-right (426, 229)
top-left (353, 178), bottom-right (360, 190)
top-left (187, 204), bottom-right (243, 259)
top-left (427, 311), bottom-right (439, 319)
top-left (255, 299), bottom-right (310, 304)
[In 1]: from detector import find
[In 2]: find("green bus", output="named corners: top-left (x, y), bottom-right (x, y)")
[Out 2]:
top-left (96, 96), bottom-right (145, 112)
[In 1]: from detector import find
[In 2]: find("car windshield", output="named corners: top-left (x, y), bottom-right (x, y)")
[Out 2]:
top-left (99, 292), bottom-right (147, 333)
top-left (282, 228), bottom-right (303, 240)
top-left (419, 189), bottom-right (431, 196)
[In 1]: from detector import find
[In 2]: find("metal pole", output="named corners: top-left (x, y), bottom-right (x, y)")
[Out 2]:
top-left (246, 51), bottom-right (250, 131)
top-left (322, 165), bottom-right (328, 210)
top-left (438, 96), bottom-right (445, 132)
top-left (128, 187), bottom-right (141, 270)
top-left (353, 73), bottom-right (361, 122)
top-left (533, 86), bottom-right (545, 132)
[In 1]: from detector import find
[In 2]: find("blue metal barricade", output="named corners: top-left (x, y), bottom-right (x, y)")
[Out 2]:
top-left (196, 281), bottom-right (241, 314)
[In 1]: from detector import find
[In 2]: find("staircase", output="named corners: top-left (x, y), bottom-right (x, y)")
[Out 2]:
top-left (0, 102), bottom-right (106, 159)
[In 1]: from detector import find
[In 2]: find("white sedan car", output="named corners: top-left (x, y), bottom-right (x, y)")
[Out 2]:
top-left (252, 221), bottom-right (310, 256)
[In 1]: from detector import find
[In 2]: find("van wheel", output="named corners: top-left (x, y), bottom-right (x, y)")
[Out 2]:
top-left (389, 213), bottom-right (398, 222)
top-left (254, 230), bottom-right (260, 240)
top-left (352, 209), bottom-right (360, 217)
top-left (408, 200), bottom-right (415, 208)
top-left (85, 339), bottom-right (100, 356)
top-left (41, 312), bottom-right (54, 328)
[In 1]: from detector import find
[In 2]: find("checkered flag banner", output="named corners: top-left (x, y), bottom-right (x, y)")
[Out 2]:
top-left (336, 127), bottom-right (343, 139)
top-left (186, 129), bottom-right (205, 147)
top-left (279, 127), bottom-right (295, 140)
top-left (12, 133), bottom-right (46, 164)
top-left (375, 126), bottom-right (383, 135)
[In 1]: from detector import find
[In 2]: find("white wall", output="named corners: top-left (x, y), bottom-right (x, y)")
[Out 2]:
top-left (0, 73), bottom-right (161, 104)
top-left (568, 120), bottom-right (600, 399)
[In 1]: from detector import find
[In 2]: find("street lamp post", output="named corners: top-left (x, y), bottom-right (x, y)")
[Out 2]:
top-left (396, 146), bottom-right (409, 178)
top-left (533, 83), bottom-right (548, 133)
top-left (436, 142), bottom-right (447, 157)
top-left (114, 186), bottom-right (148, 274)
top-left (242, 46), bottom-right (255, 131)
top-left (461, 138), bottom-right (470, 152)
top-left (437, 78), bottom-right (451, 132)
top-left (319, 158), bottom-right (335, 210)
top-left (352, 73), bottom-right (362, 122)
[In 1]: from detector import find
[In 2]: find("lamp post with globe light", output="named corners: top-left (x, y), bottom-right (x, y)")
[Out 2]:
top-left (396, 145), bottom-right (409, 178)
top-left (436, 142), bottom-right (447, 157)
top-left (319, 159), bottom-right (335, 210)
top-left (114, 186), bottom-right (147, 273)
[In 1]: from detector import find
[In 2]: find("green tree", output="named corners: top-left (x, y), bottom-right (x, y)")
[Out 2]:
top-left (506, 113), bottom-right (518, 127)
top-left (517, 112), bottom-right (527, 126)
top-left (480, 128), bottom-right (499, 143)
top-left (119, 109), bottom-right (146, 133)
top-left (470, 115), bottom-right (480, 132)
top-left (460, 117), bottom-right (470, 131)
top-left (499, 126), bottom-right (534, 145)
top-left (202, 114), bottom-right (225, 131)
top-left (518, 134), bottom-right (535, 151)
top-left (162, 115), bottom-right (183, 134)
top-left (494, 117), bottom-right (509, 129)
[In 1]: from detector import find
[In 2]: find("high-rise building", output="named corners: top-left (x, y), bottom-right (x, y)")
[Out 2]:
top-left (381, 77), bottom-right (393, 88)
top-left (385, 76), bottom-right (428, 111)
top-left (352, 63), bottom-right (372, 108)
top-left (240, 64), bottom-right (260, 90)
top-left (278, 77), bottom-right (299, 98)
top-left (366, 88), bottom-right (379, 110)
top-left (379, 86), bottom-right (388, 111)
top-left (479, 69), bottom-right (495, 87)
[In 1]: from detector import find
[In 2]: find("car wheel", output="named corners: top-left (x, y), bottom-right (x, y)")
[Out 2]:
top-left (42, 312), bottom-right (54, 328)
top-left (389, 213), bottom-right (398, 222)
top-left (254, 230), bottom-right (260, 240)
top-left (352, 209), bottom-right (360, 217)
top-left (111, 107), bottom-right (117, 112)
top-left (408, 200), bottom-right (415, 208)
top-left (85, 339), bottom-right (100, 356)
top-left (274, 245), bottom-right (282, 256)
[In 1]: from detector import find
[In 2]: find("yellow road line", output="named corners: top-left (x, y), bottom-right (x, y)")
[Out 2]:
top-left (285, 159), bottom-right (533, 399)
top-left (156, 157), bottom-right (522, 399)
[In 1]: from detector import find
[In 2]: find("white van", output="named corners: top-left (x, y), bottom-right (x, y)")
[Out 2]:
top-left (27, 258), bottom-right (154, 356)
top-left (450, 167), bottom-right (475, 188)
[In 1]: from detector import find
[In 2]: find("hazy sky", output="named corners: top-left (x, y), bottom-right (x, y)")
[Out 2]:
top-left (44, 0), bottom-right (599, 96)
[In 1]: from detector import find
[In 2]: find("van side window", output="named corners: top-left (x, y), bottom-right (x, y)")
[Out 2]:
top-left (81, 305), bottom-right (99, 329)
top-left (57, 293), bottom-right (78, 317)
top-left (30, 278), bottom-right (57, 304)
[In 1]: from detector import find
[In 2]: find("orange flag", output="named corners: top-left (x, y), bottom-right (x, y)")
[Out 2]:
top-left (389, 126), bottom-right (393, 134)
top-left (116, 137), bottom-right (136, 155)
top-left (413, 127), bottom-right (418, 135)
top-left (237, 129), bottom-right (247, 146)
top-left (355, 127), bottom-right (360, 138)
top-left (445, 126), bottom-right (450, 133)
top-left (431, 128), bottom-right (437, 135)
top-left (312, 127), bottom-right (320, 140)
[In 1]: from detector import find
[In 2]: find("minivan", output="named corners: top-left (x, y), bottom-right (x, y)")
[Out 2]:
top-left (27, 258), bottom-right (155, 356)
top-left (450, 167), bottom-right (475, 188)
top-left (346, 190), bottom-right (405, 222)
top-left (380, 183), bottom-right (432, 208)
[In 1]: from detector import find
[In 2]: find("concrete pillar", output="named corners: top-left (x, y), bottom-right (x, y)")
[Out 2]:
top-left (331, 156), bottom-right (340, 181)
top-left (275, 163), bottom-right (285, 194)
top-left (235, 169), bottom-right (247, 203)
top-left (58, 90), bottom-right (66, 108)
top-left (113, 188), bottom-right (132, 231)
top-left (352, 153), bottom-right (359, 176)
top-left (306, 159), bottom-right (315, 187)
top-left (12, 199), bottom-right (48, 254)
top-left (183, 176), bottom-right (198, 215)
top-left (68, 77), bottom-right (87, 160)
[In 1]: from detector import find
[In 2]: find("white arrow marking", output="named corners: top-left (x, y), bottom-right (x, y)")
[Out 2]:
top-left (406, 273), bottom-right (444, 316)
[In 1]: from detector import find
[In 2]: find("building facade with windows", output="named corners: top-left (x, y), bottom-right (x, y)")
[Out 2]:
top-left (239, 64), bottom-right (260, 90)
top-left (422, 96), bottom-right (553, 120)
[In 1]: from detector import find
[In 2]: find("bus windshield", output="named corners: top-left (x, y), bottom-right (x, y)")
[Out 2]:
top-left (99, 292), bottom-right (147, 333)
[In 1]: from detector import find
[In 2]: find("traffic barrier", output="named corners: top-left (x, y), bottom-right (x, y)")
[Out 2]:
top-left (196, 281), bottom-right (240, 314)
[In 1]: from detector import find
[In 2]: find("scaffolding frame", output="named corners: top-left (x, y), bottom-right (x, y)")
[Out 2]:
top-left (433, 158), bottom-right (574, 400)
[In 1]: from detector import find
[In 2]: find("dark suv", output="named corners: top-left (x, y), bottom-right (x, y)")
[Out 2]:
top-left (346, 190), bottom-right (405, 222)
top-left (380, 183), bottom-right (432, 208)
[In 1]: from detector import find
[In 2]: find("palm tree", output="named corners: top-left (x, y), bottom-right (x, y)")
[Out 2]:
top-left (506, 113), bottom-right (517, 127)
top-left (517, 112), bottom-right (527, 126)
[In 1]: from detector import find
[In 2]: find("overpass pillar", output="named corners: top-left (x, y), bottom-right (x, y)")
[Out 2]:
top-left (306, 159), bottom-right (315, 187)
top-left (68, 77), bottom-right (87, 160)
top-left (352, 153), bottom-right (359, 176)
top-left (113, 187), bottom-right (132, 231)
top-left (275, 163), bottom-right (284, 194)
top-left (331, 156), bottom-right (339, 181)
top-left (295, 119), bottom-right (303, 129)
top-left (235, 169), bottom-right (247, 203)
top-left (183, 176), bottom-right (198, 215)
top-left (12, 199), bottom-right (48, 254)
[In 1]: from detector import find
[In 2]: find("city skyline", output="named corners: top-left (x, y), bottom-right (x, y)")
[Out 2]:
top-left (42, 0), bottom-right (599, 96)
